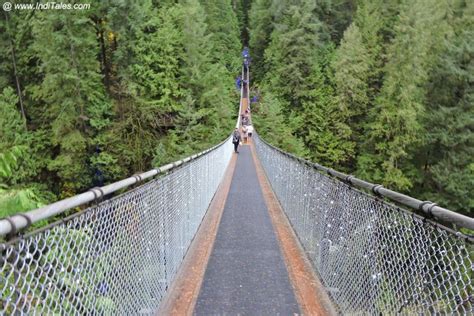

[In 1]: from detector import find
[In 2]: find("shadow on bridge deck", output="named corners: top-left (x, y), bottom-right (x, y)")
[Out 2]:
top-left (159, 142), bottom-right (333, 315)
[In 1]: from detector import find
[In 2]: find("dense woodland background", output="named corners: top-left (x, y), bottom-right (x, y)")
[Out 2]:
top-left (0, 0), bottom-right (241, 219)
top-left (0, 0), bottom-right (472, 220)
top-left (251, 0), bottom-right (473, 217)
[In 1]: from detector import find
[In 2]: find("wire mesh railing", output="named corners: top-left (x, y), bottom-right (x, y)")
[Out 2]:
top-left (1, 136), bottom-right (233, 315)
top-left (254, 135), bottom-right (473, 315)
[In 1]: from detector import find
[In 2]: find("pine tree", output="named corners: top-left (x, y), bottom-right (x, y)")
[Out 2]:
top-left (0, 10), bottom-right (35, 124)
top-left (332, 23), bottom-right (370, 135)
top-left (105, 5), bottom-right (187, 172)
top-left (232, 0), bottom-right (251, 44)
top-left (0, 14), bottom-right (12, 92)
top-left (102, 0), bottom-right (152, 91)
top-left (170, 0), bottom-right (220, 157)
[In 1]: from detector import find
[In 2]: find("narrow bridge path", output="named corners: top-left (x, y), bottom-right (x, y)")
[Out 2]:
top-left (194, 145), bottom-right (300, 314)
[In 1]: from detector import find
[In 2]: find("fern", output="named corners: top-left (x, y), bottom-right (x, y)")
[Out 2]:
top-left (0, 147), bottom-right (44, 218)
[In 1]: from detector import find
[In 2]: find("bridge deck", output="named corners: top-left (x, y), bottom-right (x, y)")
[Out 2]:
top-left (194, 145), bottom-right (300, 314)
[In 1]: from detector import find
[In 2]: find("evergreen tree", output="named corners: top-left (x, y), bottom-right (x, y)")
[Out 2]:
top-left (0, 10), bottom-right (35, 123)
top-left (357, 0), bottom-right (453, 191)
top-left (167, 0), bottom-right (235, 159)
top-left (1, 0), bottom-right (469, 219)
top-left (0, 1), bottom-right (241, 215)
top-left (111, 1), bottom-right (236, 168)
top-left (0, 14), bottom-right (13, 92)
top-left (29, 9), bottom-right (112, 196)
top-left (248, 0), bottom-right (274, 82)
top-left (232, 0), bottom-right (251, 44)
top-left (264, 1), bottom-right (324, 112)
top-left (262, 1), bottom-right (353, 167)
top-left (102, 0), bottom-right (152, 92)
top-left (0, 87), bottom-right (25, 148)
top-left (201, 0), bottom-right (241, 71)
top-left (332, 23), bottom-right (370, 147)
top-left (418, 0), bottom-right (474, 214)
top-left (313, 0), bottom-right (356, 44)
top-left (298, 54), bottom-right (354, 167)
top-left (331, 0), bottom-right (388, 169)
top-left (106, 5), bottom-right (187, 172)
top-left (252, 89), bottom-right (308, 156)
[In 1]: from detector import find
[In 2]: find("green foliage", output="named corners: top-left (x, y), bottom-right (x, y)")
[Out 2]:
top-left (331, 0), bottom-right (388, 169)
top-left (27, 9), bottom-right (113, 195)
top-left (232, 0), bottom-right (251, 44)
top-left (264, 1), bottom-right (325, 112)
top-left (416, 0), bottom-right (474, 214)
top-left (0, 188), bottom-right (44, 218)
top-left (298, 60), bottom-right (354, 168)
top-left (0, 146), bottom-right (22, 179)
top-left (258, 1), bottom-right (353, 168)
top-left (250, 0), bottom-right (472, 214)
top-left (359, 0), bottom-right (453, 191)
top-left (0, 2), bottom-right (240, 218)
top-left (1, 0), bottom-right (471, 220)
top-left (313, 0), bottom-right (356, 44)
top-left (0, 87), bottom-right (25, 148)
top-left (249, 0), bottom-right (274, 82)
top-left (0, 146), bottom-right (46, 219)
top-left (201, 0), bottom-right (241, 71)
top-left (252, 90), bottom-right (307, 156)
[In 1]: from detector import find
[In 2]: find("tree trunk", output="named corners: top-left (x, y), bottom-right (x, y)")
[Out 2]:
top-left (4, 11), bottom-right (27, 126)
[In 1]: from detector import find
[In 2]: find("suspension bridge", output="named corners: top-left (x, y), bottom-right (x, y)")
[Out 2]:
top-left (1, 64), bottom-right (473, 315)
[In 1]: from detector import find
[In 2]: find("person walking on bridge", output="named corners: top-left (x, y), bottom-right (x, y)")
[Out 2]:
top-left (232, 128), bottom-right (241, 153)
top-left (235, 75), bottom-right (242, 90)
top-left (242, 47), bottom-right (250, 67)
top-left (246, 124), bottom-right (254, 140)
top-left (242, 47), bottom-right (249, 59)
top-left (242, 125), bottom-right (248, 144)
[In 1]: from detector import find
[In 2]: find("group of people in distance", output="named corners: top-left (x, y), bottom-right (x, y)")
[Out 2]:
top-left (232, 47), bottom-right (254, 154)
top-left (233, 109), bottom-right (253, 154)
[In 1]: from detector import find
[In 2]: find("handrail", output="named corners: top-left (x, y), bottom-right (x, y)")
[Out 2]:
top-left (256, 135), bottom-right (474, 231)
top-left (1, 65), bottom-right (248, 237)
top-left (236, 65), bottom-right (244, 128)
top-left (246, 64), bottom-right (250, 112)
top-left (0, 137), bottom-right (233, 236)
top-left (2, 66), bottom-right (252, 238)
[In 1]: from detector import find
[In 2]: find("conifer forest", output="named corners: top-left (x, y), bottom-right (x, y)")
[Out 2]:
top-left (0, 0), bottom-right (472, 222)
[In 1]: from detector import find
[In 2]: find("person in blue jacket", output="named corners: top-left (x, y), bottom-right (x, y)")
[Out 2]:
top-left (242, 47), bottom-right (251, 67)
top-left (242, 47), bottom-right (249, 59)
top-left (235, 75), bottom-right (242, 90)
